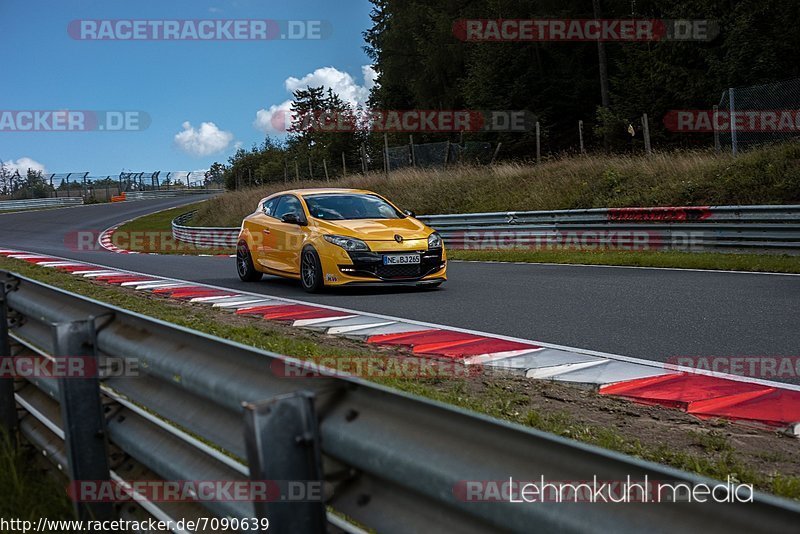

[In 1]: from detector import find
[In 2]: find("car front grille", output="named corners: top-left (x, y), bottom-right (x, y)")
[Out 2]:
top-left (375, 263), bottom-right (422, 279)
top-left (342, 249), bottom-right (443, 281)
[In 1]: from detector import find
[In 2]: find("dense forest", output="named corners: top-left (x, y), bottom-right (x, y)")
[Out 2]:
top-left (219, 0), bottom-right (800, 189)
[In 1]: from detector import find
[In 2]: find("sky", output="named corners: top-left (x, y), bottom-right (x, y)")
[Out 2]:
top-left (0, 0), bottom-right (375, 176)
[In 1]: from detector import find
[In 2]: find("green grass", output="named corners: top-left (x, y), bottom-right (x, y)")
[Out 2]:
top-left (114, 202), bottom-right (234, 255)
top-left (448, 249), bottom-right (800, 273)
top-left (0, 432), bottom-right (75, 522)
top-left (194, 142), bottom-right (800, 227)
top-left (2, 254), bottom-right (799, 500)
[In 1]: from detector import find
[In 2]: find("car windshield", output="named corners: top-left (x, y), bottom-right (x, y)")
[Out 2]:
top-left (303, 194), bottom-right (405, 220)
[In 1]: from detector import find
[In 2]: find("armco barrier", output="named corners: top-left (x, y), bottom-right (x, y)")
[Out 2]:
top-left (3, 271), bottom-right (800, 532)
top-left (123, 189), bottom-right (223, 202)
top-left (0, 197), bottom-right (84, 211)
top-left (417, 205), bottom-right (800, 253)
top-left (172, 210), bottom-right (238, 248)
top-left (171, 204), bottom-right (800, 254)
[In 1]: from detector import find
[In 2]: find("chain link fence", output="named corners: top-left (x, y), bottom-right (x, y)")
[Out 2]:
top-left (717, 77), bottom-right (800, 153)
top-left (387, 141), bottom-right (495, 171)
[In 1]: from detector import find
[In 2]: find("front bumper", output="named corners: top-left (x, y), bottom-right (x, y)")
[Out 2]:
top-left (338, 248), bottom-right (446, 283)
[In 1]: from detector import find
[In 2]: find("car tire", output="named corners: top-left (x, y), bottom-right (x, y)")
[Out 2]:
top-left (300, 246), bottom-right (324, 293)
top-left (236, 242), bottom-right (263, 282)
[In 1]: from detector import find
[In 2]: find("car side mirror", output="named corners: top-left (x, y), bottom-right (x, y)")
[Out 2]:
top-left (281, 213), bottom-right (306, 225)
top-left (404, 209), bottom-right (416, 218)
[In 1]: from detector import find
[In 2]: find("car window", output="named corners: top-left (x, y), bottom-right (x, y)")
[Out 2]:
top-left (273, 195), bottom-right (304, 220)
top-left (303, 194), bottom-right (404, 220)
top-left (262, 197), bottom-right (280, 217)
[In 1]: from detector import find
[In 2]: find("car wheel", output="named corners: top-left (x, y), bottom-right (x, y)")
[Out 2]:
top-left (300, 247), bottom-right (324, 293)
top-left (237, 242), bottom-right (263, 282)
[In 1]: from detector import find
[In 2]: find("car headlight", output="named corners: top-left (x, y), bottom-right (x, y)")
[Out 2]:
top-left (324, 235), bottom-right (370, 251)
top-left (428, 232), bottom-right (443, 249)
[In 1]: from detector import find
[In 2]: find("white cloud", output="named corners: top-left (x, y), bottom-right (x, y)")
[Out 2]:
top-left (174, 121), bottom-right (234, 157)
top-left (254, 65), bottom-right (378, 133)
top-left (1, 157), bottom-right (46, 175)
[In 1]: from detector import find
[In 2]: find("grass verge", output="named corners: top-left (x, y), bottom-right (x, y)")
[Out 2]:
top-left (448, 249), bottom-right (800, 273)
top-left (113, 202), bottom-right (234, 255)
top-left (196, 142), bottom-right (800, 227)
top-left (0, 432), bottom-right (75, 522)
top-left (1, 255), bottom-right (799, 500)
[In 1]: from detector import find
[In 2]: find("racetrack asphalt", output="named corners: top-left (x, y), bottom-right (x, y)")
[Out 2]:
top-left (1, 198), bottom-right (799, 373)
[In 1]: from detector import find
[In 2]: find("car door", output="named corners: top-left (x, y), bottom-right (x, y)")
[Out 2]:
top-left (251, 196), bottom-right (284, 271)
top-left (269, 194), bottom-right (308, 273)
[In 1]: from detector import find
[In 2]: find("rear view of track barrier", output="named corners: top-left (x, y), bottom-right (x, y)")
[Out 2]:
top-left (2, 271), bottom-right (800, 533)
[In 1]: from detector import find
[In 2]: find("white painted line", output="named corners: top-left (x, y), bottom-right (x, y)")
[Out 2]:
top-left (450, 259), bottom-right (800, 277)
top-left (80, 271), bottom-right (125, 278)
top-left (325, 321), bottom-right (398, 335)
top-left (462, 348), bottom-right (543, 366)
top-left (214, 298), bottom-right (279, 309)
top-left (526, 360), bottom-right (609, 379)
top-left (292, 315), bottom-right (358, 327)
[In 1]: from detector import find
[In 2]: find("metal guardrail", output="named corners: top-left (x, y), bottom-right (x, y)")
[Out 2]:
top-left (172, 211), bottom-right (239, 248)
top-left (0, 197), bottom-right (84, 211)
top-left (171, 204), bottom-right (800, 254)
top-left (416, 205), bottom-right (800, 253)
top-left (2, 271), bottom-right (800, 533)
top-left (124, 189), bottom-right (223, 202)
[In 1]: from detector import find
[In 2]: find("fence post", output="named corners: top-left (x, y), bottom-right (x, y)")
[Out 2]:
top-left (243, 391), bottom-right (326, 533)
top-left (52, 174), bottom-right (58, 198)
top-left (490, 142), bottom-right (502, 165)
top-left (444, 140), bottom-right (451, 168)
top-left (384, 132), bottom-right (390, 175)
top-left (729, 87), bottom-right (738, 156)
top-left (52, 317), bottom-right (114, 521)
top-left (579, 120), bottom-right (585, 154)
top-left (409, 135), bottom-right (416, 167)
top-left (361, 143), bottom-right (368, 173)
top-left (294, 160), bottom-right (300, 182)
top-left (323, 159), bottom-right (329, 182)
top-left (65, 173), bottom-right (71, 197)
top-left (341, 152), bottom-right (347, 178)
top-left (308, 157), bottom-right (313, 180)
top-left (642, 113), bottom-right (652, 155)
top-left (713, 105), bottom-right (721, 152)
top-left (535, 121), bottom-right (541, 163)
top-left (0, 273), bottom-right (17, 438)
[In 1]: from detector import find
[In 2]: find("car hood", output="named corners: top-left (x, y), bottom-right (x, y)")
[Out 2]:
top-left (315, 217), bottom-right (431, 241)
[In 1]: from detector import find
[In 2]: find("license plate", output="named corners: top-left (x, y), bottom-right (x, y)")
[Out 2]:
top-left (383, 254), bottom-right (421, 265)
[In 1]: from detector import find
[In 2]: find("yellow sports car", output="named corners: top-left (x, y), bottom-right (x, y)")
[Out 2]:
top-left (236, 188), bottom-right (447, 292)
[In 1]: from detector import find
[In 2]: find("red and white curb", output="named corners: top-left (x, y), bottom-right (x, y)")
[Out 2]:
top-left (2, 248), bottom-right (799, 435)
top-left (98, 223), bottom-right (234, 258)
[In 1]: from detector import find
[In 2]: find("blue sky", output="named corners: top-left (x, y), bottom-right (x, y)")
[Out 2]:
top-left (0, 0), bottom-right (374, 176)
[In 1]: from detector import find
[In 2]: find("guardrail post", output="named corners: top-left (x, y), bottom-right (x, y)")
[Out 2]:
top-left (52, 317), bottom-right (114, 521)
top-left (243, 391), bottom-right (326, 534)
top-left (0, 274), bottom-right (18, 437)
